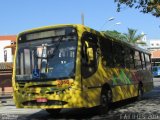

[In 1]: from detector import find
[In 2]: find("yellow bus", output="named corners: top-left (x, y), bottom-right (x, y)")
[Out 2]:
top-left (12, 24), bottom-right (153, 114)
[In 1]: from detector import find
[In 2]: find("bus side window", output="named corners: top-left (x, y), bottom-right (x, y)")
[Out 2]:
top-left (112, 43), bottom-right (125, 68)
top-left (130, 50), bottom-right (135, 69)
top-left (124, 47), bottom-right (131, 68)
top-left (141, 53), bottom-right (146, 70)
top-left (124, 47), bottom-right (135, 69)
top-left (100, 38), bottom-right (114, 67)
top-left (134, 51), bottom-right (142, 70)
top-left (81, 32), bottom-right (98, 78)
top-left (145, 54), bottom-right (151, 70)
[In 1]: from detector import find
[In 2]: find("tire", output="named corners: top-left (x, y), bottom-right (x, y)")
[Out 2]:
top-left (137, 86), bottom-right (144, 101)
top-left (100, 88), bottom-right (112, 114)
top-left (45, 109), bottom-right (61, 115)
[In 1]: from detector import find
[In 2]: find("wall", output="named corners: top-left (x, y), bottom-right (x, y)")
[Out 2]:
top-left (0, 40), bottom-right (12, 62)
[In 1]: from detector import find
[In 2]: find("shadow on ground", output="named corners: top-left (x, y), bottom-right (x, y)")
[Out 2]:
top-left (25, 98), bottom-right (141, 120)
top-left (19, 85), bottom-right (160, 120)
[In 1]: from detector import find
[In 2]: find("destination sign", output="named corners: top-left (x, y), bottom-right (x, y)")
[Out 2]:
top-left (26, 29), bottom-right (65, 40)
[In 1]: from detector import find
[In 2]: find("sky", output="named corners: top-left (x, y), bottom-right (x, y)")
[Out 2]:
top-left (0, 0), bottom-right (159, 39)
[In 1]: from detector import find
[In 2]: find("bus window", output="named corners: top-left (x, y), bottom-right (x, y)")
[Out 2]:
top-left (100, 38), bottom-right (113, 67)
top-left (16, 51), bottom-right (20, 75)
top-left (20, 51), bottom-right (24, 74)
top-left (141, 53), bottom-right (146, 70)
top-left (145, 54), bottom-right (151, 70)
top-left (24, 49), bottom-right (31, 74)
top-left (134, 51), bottom-right (142, 69)
top-left (124, 47), bottom-right (131, 68)
top-left (17, 49), bottom-right (32, 75)
top-left (81, 32), bottom-right (98, 78)
top-left (112, 43), bottom-right (125, 68)
top-left (124, 47), bottom-right (135, 69)
top-left (130, 49), bottom-right (135, 69)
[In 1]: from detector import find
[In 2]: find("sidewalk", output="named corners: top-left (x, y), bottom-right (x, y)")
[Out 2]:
top-left (0, 92), bottom-right (14, 105)
top-left (0, 93), bottom-right (12, 99)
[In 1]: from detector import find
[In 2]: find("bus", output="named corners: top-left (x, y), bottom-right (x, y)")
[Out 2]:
top-left (152, 66), bottom-right (160, 77)
top-left (12, 24), bottom-right (153, 114)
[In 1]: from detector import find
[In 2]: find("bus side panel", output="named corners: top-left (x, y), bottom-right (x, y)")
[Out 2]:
top-left (81, 60), bottom-right (138, 106)
top-left (110, 68), bottom-right (139, 102)
top-left (141, 70), bottom-right (153, 93)
top-left (82, 58), bottom-right (153, 106)
top-left (112, 84), bottom-right (138, 102)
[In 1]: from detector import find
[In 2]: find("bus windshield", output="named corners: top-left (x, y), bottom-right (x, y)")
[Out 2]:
top-left (16, 29), bottom-right (77, 81)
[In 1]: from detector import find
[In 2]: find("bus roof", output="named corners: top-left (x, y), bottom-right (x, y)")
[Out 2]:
top-left (18, 24), bottom-right (150, 55)
top-left (18, 24), bottom-right (82, 36)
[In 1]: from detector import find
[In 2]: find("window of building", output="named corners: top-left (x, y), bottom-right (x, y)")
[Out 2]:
top-left (4, 50), bottom-right (7, 62)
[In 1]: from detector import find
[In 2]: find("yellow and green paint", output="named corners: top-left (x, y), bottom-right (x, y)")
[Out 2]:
top-left (12, 24), bottom-right (153, 109)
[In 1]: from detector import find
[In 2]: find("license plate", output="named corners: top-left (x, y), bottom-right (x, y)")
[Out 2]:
top-left (36, 98), bottom-right (48, 103)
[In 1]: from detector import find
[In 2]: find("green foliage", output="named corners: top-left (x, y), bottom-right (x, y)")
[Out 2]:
top-left (123, 28), bottom-right (146, 44)
top-left (102, 30), bottom-right (126, 41)
top-left (103, 28), bottom-right (146, 45)
top-left (115, 0), bottom-right (160, 17)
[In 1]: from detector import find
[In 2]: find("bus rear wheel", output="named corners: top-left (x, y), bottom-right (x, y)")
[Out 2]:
top-left (137, 85), bottom-right (144, 101)
top-left (100, 88), bottom-right (112, 114)
top-left (45, 109), bottom-right (61, 115)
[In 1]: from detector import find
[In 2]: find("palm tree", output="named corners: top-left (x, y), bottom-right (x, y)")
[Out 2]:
top-left (123, 28), bottom-right (146, 45)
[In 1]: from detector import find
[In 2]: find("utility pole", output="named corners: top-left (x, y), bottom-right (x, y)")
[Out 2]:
top-left (81, 13), bottom-right (84, 25)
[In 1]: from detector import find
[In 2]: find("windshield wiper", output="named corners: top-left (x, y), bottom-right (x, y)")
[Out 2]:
top-left (39, 36), bottom-right (64, 75)
top-left (33, 36), bottom-right (64, 59)
top-left (47, 36), bottom-right (64, 58)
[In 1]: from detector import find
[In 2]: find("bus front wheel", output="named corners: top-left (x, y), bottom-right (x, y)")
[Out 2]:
top-left (100, 88), bottom-right (112, 114)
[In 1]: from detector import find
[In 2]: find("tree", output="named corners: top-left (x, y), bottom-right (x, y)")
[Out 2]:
top-left (115, 0), bottom-right (160, 17)
top-left (102, 28), bottom-right (146, 45)
top-left (123, 28), bottom-right (146, 45)
top-left (103, 28), bottom-right (146, 45)
top-left (103, 30), bottom-right (126, 40)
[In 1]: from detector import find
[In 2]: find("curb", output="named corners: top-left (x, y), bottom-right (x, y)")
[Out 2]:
top-left (0, 98), bottom-right (14, 105)
top-left (0, 94), bottom-right (13, 104)
top-left (0, 96), bottom-right (12, 99)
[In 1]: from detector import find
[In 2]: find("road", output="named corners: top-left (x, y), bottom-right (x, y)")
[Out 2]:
top-left (0, 78), bottom-right (160, 120)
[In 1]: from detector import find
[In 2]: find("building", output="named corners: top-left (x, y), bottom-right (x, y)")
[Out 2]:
top-left (0, 35), bottom-right (16, 94)
top-left (138, 32), bottom-right (148, 50)
top-left (148, 39), bottom-right (160, 51)
top-left (151, 50), bottom-right (160, 66)
top-left (146, 39), bottom-right (160, 66)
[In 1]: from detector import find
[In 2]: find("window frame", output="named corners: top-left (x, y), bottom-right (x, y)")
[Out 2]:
top-left (81, 32), bottom-right (99, 78)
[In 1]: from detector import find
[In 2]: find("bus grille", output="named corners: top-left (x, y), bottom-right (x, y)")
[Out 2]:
top-left (18, 83), bottom-right (25, 88)
top-left (22, 100), bottom-right (67, 106)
